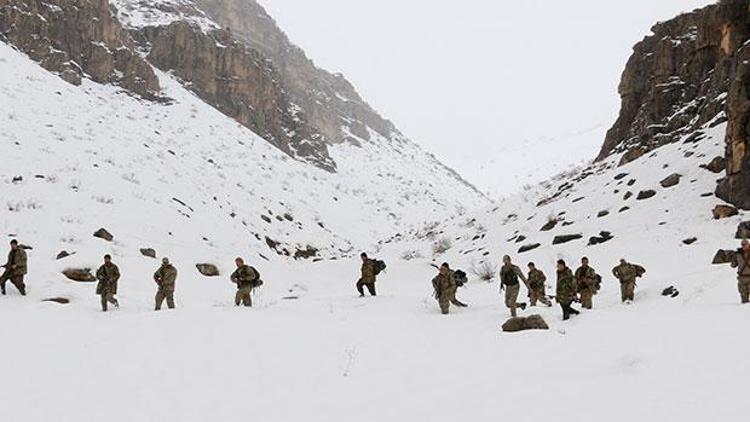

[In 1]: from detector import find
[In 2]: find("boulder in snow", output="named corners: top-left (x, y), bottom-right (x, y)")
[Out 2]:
top-left (552, 234), bottom-right (583, 245)
top-left (502, 315), bottom-right (549, 332)
top-left (93, 228), bottom-right (114, 241)
top-left (196, 263), bottom-right (220, 277)
top-left (56, 250), bottom-right (73, 260)
top-left (735, 221), bottom-right (750, 239)
top-left (701, 156), bottom-right (726, 173)
top-left (660, 173), bottom-right (682, 188)
top-left (712, 249), bottom-right (736, 265)
top-left (518, 243), bottom-right (541, 254)
top-left (62, 268), bottom-right (96, 282)
top-left (43, 297), bottom-right (70, 304)
top-left (712, 205), bottom-right (738, 220)
top-left (140, 248), bottom-right (157, 258)
top-left (637, 190), bottom-right (657, 200)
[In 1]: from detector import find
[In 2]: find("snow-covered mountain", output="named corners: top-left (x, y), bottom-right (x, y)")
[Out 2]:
top-left (0, 0), bottom-right (489, 262)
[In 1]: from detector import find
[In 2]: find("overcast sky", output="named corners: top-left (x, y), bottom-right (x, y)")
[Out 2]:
top-left (261, 0), bottom-right (711, 195)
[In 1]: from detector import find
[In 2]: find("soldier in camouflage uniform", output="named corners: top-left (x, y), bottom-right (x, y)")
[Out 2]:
top-left (555, 259), bottom-right (580, 320)
top-left (153, 257), bottom-right (178, 311)
top-left (96, 254), bottom-right (120, 312)
top-left (612, 258), bottom-right (645, 303)
top-left (527, 262), bottom-right (551, 307)
top-left (575, 257), bottom-right (598, 310)
top-left (731, 239), bottom-right (750, 304)
top-left (0, 239), bottom-right (27, 296)
top-left (500, 255), bottom-right (528, 317)
top-left (431, 263), bottom-right (468, 315)
top-left (356, 252), bottom-right (377, 297)
top-left (231, 257), bottom-right (260, 307)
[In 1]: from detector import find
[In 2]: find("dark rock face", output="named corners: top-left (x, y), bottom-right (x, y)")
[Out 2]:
top-left (141, 22), bottom-right (335, 171)
top-left (683, 237), bottom-right (698, 245)
top-left (501, 315), bottom-right (549, 332)
top-left (598, 1), bottom-right (750, 166)
top-left (702, 156), bottom-right (727, 173)
top-left (196, 263), bottom-right (220, 277)
top-left (43, 297), bottom-right (70, 304)
top-left (0, 0), bottom-right (160, 98)
top-left (540, 220), bottom-right (558, 232)
top-left (589, 231), bottom-right (614, 246)
top-left (56, 251), bottom-right (72, 260)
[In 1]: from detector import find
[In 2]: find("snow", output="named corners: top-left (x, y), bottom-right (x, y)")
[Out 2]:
top-left (111, 0), bottom-right (219, 34)
top-left (1, 19), bottom-right (749, 422)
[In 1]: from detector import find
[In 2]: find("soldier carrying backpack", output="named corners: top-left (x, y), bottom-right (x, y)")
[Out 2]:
top-left (356, 253), bottom-right (382, 297)
top-left (231, 257), bottom-right (262, 307)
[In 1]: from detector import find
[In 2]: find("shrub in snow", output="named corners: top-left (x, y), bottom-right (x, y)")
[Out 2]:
top-left (470, 261), bottom-right (497, 283)
top-left (432, 237), bottom-right (452, 255)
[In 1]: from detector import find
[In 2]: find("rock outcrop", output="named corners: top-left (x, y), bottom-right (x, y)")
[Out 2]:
top-left (141, 22), bottom-right (335, 171)
top-left (599, 1), bottom-right (750, 166)
top-left (0, 0), bottom-right (160, 98)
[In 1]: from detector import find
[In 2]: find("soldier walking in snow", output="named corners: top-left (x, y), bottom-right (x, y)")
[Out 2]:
top-left (96, 254), bottom-right (120, 312)
top-left (527, 262), bottom-right (551, 307)
top-left (356, 252), bottom-right (378, 297)
top-left (231, 257), bottom-right (261, 307)
top-left (575, 257), bottom-right (598, 310)
top-left (612, 258), bottom-right (646, 303)
top-left (0, 239), bottom-right (27, 296)
top-left (555, 259), bottom-right (580, 320)
top-left (731, 239), bottom-right (750, 304)
top-left (154, 257), bottom-right (178, 311)
top-left (500, 255), bottom-right (528, 317)
top-left (431, 262), bottom-right (468, 314)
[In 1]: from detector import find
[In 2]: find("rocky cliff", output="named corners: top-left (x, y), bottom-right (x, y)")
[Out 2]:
top-left (599, 0), bottom-right (750, 208)
top-left (0, 0), bottom-right (160, 98)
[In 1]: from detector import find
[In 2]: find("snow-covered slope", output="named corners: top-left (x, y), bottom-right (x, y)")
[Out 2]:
top-left (385, 118), bottom-right (739, 305)
top-left (0, 42), bottom-right (485, 263)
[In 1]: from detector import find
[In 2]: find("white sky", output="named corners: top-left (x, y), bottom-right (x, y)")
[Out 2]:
top-left (260, 0), bottom-right (711, 195)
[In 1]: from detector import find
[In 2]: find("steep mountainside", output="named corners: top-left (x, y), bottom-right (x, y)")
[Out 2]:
top-left (596, 0), bottom-right (750, 209)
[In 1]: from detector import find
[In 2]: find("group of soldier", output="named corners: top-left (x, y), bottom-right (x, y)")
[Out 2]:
top-left (429, 254), bottom-right (647, 320)
top-left (3, 238), bottom-right (750, 316)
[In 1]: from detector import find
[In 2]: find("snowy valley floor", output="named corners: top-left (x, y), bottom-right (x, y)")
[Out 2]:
top-left (0, 255), bottom-right (747, 422)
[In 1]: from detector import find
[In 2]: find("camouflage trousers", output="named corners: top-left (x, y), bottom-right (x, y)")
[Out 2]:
top-left (437, 286), bottom-right (467, 314)
top-left (620, 280), bottom-right (636, 302)
top-left (235, 286), bottom-right (253, 307)
top-left (504, 284), bottom-right (524, 317)
top-left (580, 288), bottom-right (594, 309)
top-left (529, 287), bottom-right (550, 306)
top-left (738, 277), bottom-right (750, 304)
top-left (155, 288), bottom-right (175, 310)
top-left (100, 292), bottom-right (118, 311)
top-left (0, 272), bottom-right (25, 295)
top-left (356, 279), bottom-right (376, 296)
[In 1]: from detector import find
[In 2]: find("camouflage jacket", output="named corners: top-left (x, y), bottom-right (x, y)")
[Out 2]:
top-left (231, 265), bottom-right (258, 289)
top-left (4, 248), bottom-right (28, 277)
top-left (432, 271), bottom-right (456, 296)
top-left (527, 269), bottom-right (546, 290)
top-left (612, 263), bottom-right (643, 283)
top-left (154, 264), bottom-right (178, 291)
top-left (575, 266), bottom-right (597, 291)
top-left (556, 268), bottom-right (576, 304)
top-left (500, 264), bottom-right (527, 286)
top-left (731, 250), bottom-right (750, 279)
top-left (96, 263), bottom-right (120, 295)
top-left (361, 259), bottom-right (376, 283)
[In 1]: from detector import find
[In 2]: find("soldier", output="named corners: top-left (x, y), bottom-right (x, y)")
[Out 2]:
top-left (153, 257), bottom-right (178, 311)
top-left (431, 263), bottom-right (468, 315)
top-left (612, 258), bottom-right (646, 303)
top-left (574, 257), bottom-right (598, 310)
top-left (499, 255), bottom-right (528, 317)
top-left (356, 252), bottom-right (377, 297)
top-left (231, 257), bottom-right (260, 307)
top-left (0, 239), bottom-right (27, 296)
top-left (527, 262), bottom-right (551, 307)
top-left (730, 239), bottom-right (750, 304)
top-left (96, 254), bottom-right (120, 312)
top-left (555, 259), bottom-right (580, 320)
